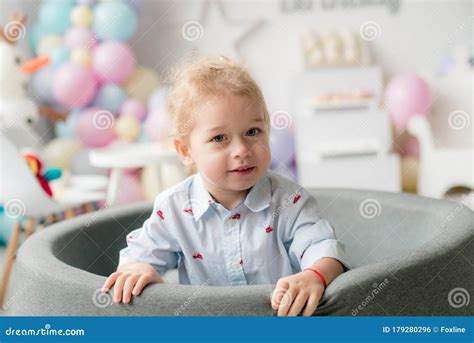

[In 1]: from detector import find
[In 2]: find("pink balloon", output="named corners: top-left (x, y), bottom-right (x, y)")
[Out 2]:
top-left (120, 99), bottom-right (146, 121)
top-left (144, 109), bottom-right (171, 142)
top-left (93, 42), bottom-right (136, 84)
top-left (52, 63), bottom-right (98, 109)
top-left (75, 107), bottom-right (116, 147)
top-left (384, 73), bottom-right (431, 129)
top-left (64, 27), bottom-right (96, 50)
top-left (117, 174), bottom-right (144, 205)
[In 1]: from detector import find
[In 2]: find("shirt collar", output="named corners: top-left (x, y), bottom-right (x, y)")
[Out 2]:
top-left (190, 171), bottom-right (272, 221)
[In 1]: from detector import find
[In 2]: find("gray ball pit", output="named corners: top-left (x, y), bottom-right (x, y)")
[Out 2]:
top-left (10, 189), bottom-right (473, 316)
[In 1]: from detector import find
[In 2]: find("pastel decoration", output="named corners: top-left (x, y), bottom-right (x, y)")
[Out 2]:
top-left (38, 1), bottom-right (74, 34)
top-left (93, 83), bottom-right (128, 114)
top-left (124, 67), bottom-right (160, 102)
top-left (148, 87), bottom-right (168, 111)
top-left (70, 48), bottom-right (92, 66)
top-left (43, 138), bottom-right (82, 170)
top-left (93, 42), bottom-right (136, 84)
top-left (270, 128), bottom-right (295, 165)
top-left (120, 99), bottom-right (146, 121)
top-left (37, 34), bottom-right (63, 57)
top-left (50, 46), bottom-right (70, 66)
top-left (92, 1), bottom-right (137, 42)
top-left (29, 23), bottom-right (47, 55)
top-left (31, 64), bottom-right (56, 104)
top-left (71, 5), bottom-right (93, 27)
top-left (75, 107), bottom-right (115, 148)
top-left (64, 26), bottom-right (96, 50)
top-left (114, 115), bottom-right (141, 141)
top-left (55, 108), bottom-right (80, 139)
top-left (384, 73), bottom-right (431, 129)
top-left (52, 62), bottom-right (98, 109)
top-left (144, 108), bottom-right (171, 142)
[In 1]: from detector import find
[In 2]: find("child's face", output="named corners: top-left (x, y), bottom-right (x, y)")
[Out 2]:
top-left (178, 94), bottom-right (271, 195)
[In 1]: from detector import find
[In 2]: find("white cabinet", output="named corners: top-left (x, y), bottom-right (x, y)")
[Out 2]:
top-left (292, 66), bottom-right (401, 191)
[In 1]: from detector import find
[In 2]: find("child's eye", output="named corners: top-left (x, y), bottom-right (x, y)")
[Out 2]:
top-left (212, 134), bottom-right (226, 143)
top-left (246, 128), bottom-right (261, 136)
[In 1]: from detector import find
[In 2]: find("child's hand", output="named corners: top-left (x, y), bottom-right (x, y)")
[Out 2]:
top-left (271, 270), bottom-right (325, 316)
top-left (102, 262), bottom-right (164, 304)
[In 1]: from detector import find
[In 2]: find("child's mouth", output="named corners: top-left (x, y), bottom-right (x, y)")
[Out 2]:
top-left (229, 166), bottom-right (255, 175)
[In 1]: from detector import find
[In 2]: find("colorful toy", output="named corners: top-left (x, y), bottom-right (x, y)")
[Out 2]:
top-left (23, 153), bottom-right (62, 197)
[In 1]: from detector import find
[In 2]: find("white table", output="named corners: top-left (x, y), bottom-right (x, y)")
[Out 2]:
top-left (89, 143), bottom-right (183, 206)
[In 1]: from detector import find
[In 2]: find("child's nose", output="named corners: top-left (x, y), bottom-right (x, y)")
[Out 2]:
top-left (231, 139), bottom-right (252, 159)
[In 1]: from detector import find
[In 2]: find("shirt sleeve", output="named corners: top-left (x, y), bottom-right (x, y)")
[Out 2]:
top-left (282, 189), bottom-right (350, 271)
top-left (118, 197), bottom-right (181, 276)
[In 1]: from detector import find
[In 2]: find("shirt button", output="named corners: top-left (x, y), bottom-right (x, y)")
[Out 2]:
top-left (232, 260), bottom-right (240, 268)
top-left (228, 218), bottom-right (235, 226)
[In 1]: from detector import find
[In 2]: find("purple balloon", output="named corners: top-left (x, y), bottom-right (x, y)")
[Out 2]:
top-left (75, 107), bottom-right (115, 148)
top-left (270, 128), bottom-right (295, 165)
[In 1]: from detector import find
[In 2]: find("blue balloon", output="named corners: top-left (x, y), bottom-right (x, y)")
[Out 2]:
top-left (38, 1), bottom-right (74, 34)
top-left (55, 108), bottom-right (80, 138)
top-left (92, 1), bottom-right (137, 42)
top-left (28, 23), bottom-right (47, 55)
top-left (93, 83), bottom-right (128, 114)
top-left (50, 46), bottom-right (70, 66)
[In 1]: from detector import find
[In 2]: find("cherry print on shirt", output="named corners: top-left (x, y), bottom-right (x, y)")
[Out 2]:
top-left (293, 194), bottom-right (301, 204)
top-left (265, 226), bottom-right (273, 233)
top-left (183, 208), bottom-right (193, 214)
top-left (231, 213), bottom-right (241, 220)
top-left (157, 210), bottom-right (165, 220)
top-left (192, 253), bottom-right (203, 259)
top-left (239, 259), bottom-right (243, 265)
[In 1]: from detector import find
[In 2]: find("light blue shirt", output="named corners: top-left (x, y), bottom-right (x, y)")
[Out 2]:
top-left (119, 170), bottom-right (349, 286)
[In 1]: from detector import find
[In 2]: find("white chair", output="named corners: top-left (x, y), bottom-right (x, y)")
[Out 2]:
top-left (0, 136), bottom-right (106, 306)
top-left (408, 116), bottom-right (474, 199)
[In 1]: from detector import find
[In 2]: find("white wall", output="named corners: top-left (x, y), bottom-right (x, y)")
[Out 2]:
top-left (3, 0), bottom-right (472, 146)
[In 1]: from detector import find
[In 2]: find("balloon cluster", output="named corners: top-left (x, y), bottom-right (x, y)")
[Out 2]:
top-left (29, 0), bottom-right (168, 149)
top-left (27, 0), bottom-right (173, 205)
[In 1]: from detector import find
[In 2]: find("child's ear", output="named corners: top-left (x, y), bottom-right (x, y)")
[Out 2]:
top-left (174, 137), bottom-right (194, 166)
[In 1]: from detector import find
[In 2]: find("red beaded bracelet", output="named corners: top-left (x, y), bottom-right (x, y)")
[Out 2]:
top-left (303, 268), bottom-right (328, 288)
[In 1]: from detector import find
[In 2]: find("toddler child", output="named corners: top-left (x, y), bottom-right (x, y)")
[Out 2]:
top-left (102, 56), bottom-right (349, 316)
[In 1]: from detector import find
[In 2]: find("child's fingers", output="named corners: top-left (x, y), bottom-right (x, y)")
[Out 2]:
top-left (132, 274), bottom-right (152, 296)
top-left (287, 291), bottom-right (309, 316)
top-left (122, 274), bottom-right (141, 304)
top-left (277, 287), bottom-right (295, 317)
top-left (271, 280), bottom-right (289, 310)
top-left (113, 273), bottom-right (130, 303)
top-left (301, 294), bottom-right (319, 317)
top-left (102, 272), bottom-right (121, 293)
